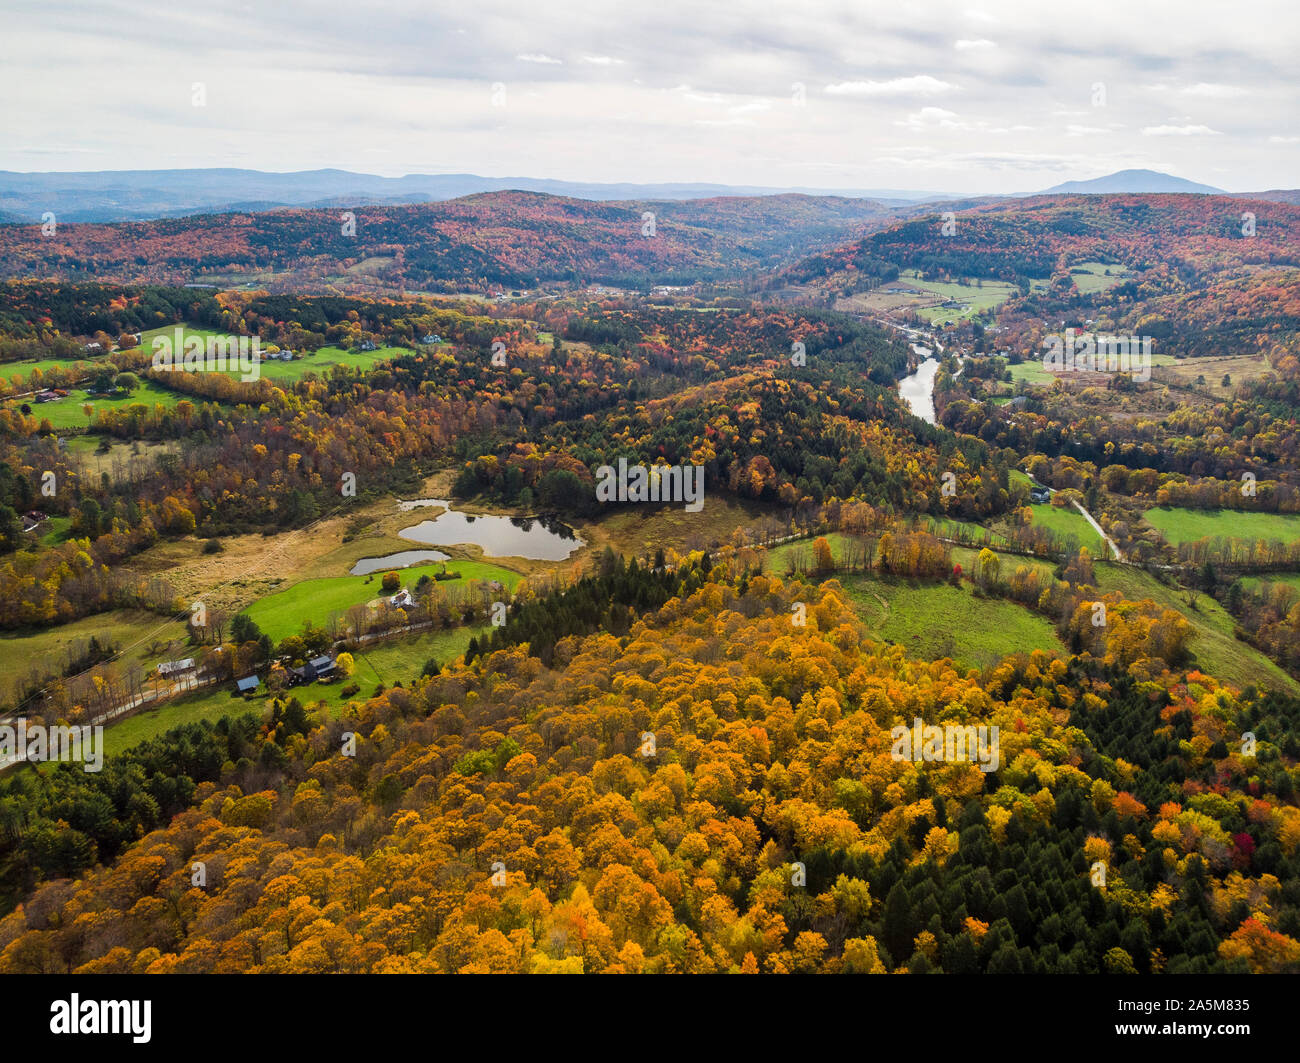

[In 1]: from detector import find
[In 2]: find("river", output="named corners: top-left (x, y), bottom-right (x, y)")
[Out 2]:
top-left (898, 343), bottom-right (940, 425)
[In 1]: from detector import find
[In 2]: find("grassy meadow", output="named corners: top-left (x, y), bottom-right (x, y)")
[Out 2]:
top-left (1143, 507), bottom-right (1300, 547)
top-left (764, 535), bottom-right (1064, 670)
top-left (1094, 562), bottom-right (1299, 695)
top-left (1025, 501), bottom-right (1105, 552)
top-left (139, 325), bottom-right (405, 383)
top-left (242, 559), bottom-right (521, 642)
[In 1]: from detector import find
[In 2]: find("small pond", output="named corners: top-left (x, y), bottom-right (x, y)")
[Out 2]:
top-left (349, 549), bottom-right (450, 575)
top-left (396, 498), bottom-right (583, 561)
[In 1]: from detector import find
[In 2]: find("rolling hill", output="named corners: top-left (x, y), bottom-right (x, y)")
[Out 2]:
top-left (0, 190), bottom-right (912, 291)
top-left (779, 193), bottom-right (1300, 291)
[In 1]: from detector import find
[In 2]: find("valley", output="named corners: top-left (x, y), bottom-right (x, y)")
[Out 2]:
top-left (1, 168), bottom-right (1299, 985)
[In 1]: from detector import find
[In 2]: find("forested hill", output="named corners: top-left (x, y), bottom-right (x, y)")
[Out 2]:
top-left (0, 191), bottom-right (911, 292)
top-left (782, 193), bottom-right (1300, 288)
top-left (3, 555), bottom-right (1298, 973)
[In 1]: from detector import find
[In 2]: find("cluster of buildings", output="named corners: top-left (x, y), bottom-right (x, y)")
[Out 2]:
top-left (288, 655), bottom-right (337, 685)
top-left (155, 649), bottom-right (339, 699)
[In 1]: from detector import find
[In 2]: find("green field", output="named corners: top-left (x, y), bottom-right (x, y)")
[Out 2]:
top-left (1094, 562), bottom-right (1299, 695)
top-left (950, 545), bottom-right (1057, 582)
top-left (1240, 573), bottom-right (1300, 593)
top-left (1008, 350), bottom-right (1176, 387)
top-left (140, 325), bottom-right (405, 382)
top-left (902, 270), bottom-right (1018, 325)
top-left (100, 624), bottom-right (484, 755)
top-left (763, 535), bottom-right (1063, 670)
top-left (766, 535), bottom-right (1296, 689)
top-left (923, 516), bottom-right (1013, 550)
top-left (766, 533), bottom-right (851, 575)
top-left (840, 572), bottom-right (1064, 671)
top-left (100, 686), bottom-right (263, 759)
top-left (15, 378), bottom-right (186, 429)
top-left (258, 344), bottom-right (405, 380)
top-left (1025, 501), bottom-right (1104, 552)
top-left (1143, 507), bottom-right (1300, 547)
top-left (767, 527), bottom-right (1040, 579)
top-left (38, 516), bottom-right (71, 546)
top-left (1007, 358), bottom-right (1059, 386)
top-left (1068, 261), bottom-right (1130, 295)
top-left (242, 559), bottom-right (522, 642)
top-left (63, 433), bottom-right (104, 452)
top-left (2, 354), bottom-right (109, 385)
top-left (1, 608), bottom-right (192, 707)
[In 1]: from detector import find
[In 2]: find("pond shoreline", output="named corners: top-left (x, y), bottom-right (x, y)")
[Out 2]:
top-left (396, 497), bottom-right (584, 561)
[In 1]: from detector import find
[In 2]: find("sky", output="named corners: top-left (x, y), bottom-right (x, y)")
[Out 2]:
top-left (2, 0), bottom-right (1297, 194)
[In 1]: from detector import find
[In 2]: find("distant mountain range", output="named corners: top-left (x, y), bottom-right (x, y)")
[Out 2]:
top-left (0, 169), bottom-right (950, 224)
top-left (1037, 169), bottom-right (1226, 196)
top-left (0, 167), bottom-right (1289, 225)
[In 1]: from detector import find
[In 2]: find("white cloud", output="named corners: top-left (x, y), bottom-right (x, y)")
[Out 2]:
top-left (684, 90), bottom-right (728, 105)
top-left (824, 75), bottom-right (956, 97)
top-left (516, 53), bottom-right (562, 65)
top-left (1142, 124), bottom-right (1221, 136)
top-left (1182, 82), bottom-right (1246, 97)
top-left (955, 38), bottom-right (997, 51)
top-left (898, 106), bottom-right (963, 130)
top-left (582, 55), bottom-right (625, 65)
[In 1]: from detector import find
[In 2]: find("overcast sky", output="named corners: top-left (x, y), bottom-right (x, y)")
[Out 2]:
top-left (2, 0), bottom-right (1296, 193)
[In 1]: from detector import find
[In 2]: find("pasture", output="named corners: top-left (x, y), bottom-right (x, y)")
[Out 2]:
top-left (1143, 507), bottom-right (1300, 547)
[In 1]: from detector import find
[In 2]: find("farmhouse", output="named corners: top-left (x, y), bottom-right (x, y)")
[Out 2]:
top-left (157, 657), bottom-right (195, 679)
top-left (235, 675), bottom-right (261, 694)
top-left (389, 588), bottom-right (414, 608)
top-left (289, 655), bottom-right (336, 685)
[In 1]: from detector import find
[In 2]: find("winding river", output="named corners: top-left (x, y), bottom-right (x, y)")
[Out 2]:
top-left (897, 338), bottom-right (965, 426)
top-left (898, 343), bottom-right (940, 425)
